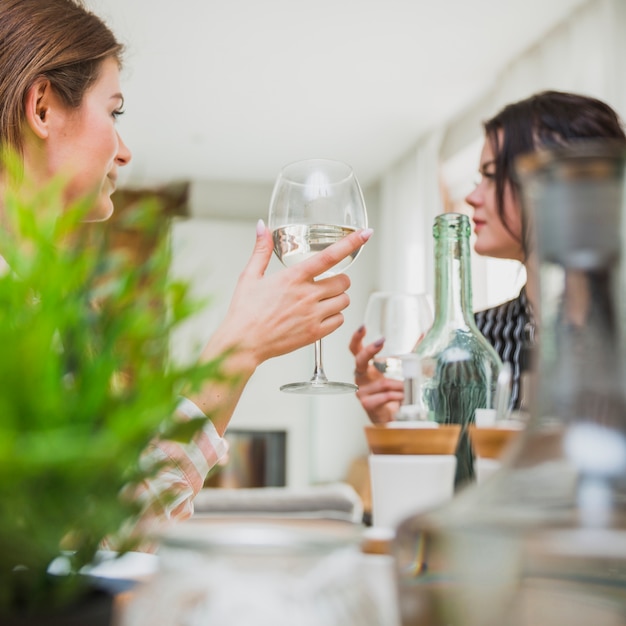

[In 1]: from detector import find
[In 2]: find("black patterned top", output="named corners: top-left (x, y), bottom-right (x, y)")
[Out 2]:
top-left (474, 287), bottom-right (534, 410)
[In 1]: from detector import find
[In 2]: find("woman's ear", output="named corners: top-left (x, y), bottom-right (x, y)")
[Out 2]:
top-left (24, 78), bottom-right (53, 139)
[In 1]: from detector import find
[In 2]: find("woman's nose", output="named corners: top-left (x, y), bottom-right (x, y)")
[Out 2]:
top-left (116, 132), bottom-right (132, 166)
top-left (464, 185), bottom-right (481, 208)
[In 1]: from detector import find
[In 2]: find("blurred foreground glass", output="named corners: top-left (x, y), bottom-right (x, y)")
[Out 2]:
top-left (269, 158), bottom-right (368, 394)
top-left (362, 292), bottom-right (433, 380)
top-left (392, 141), bottom-right (626, 626)
top-left (123, 521), bottom-right (384, 626)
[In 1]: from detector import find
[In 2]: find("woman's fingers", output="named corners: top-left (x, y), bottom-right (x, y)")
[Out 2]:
top-left (298, 228), bottom-right (372, 280)
top-left (349, 326), bottom-right (366, 356)
top-left (356, 378), bottom-right (404, 424)
top-left (353, 338), bottom-right (385, 376)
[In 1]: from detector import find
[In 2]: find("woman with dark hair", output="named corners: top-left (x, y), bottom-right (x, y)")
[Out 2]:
top-left (351, 90), bottom-right (626, 424)
top-left (0, 0), bottom-right (371, 531)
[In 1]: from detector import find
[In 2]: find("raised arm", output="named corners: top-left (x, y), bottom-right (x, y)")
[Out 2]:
top-left (188, 220), bottom-right (373, 435)
top-left (125, 221), bottom-right (372, 541)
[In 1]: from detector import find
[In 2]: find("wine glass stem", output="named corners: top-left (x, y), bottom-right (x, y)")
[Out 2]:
top-left (310, 339), bottom-right (329, 385)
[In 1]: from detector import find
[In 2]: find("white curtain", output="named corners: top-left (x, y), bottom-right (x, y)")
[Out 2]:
top-left (377, 129), bottom-right (444, 298)
top-left (442, 0), bottom-right (626, 161)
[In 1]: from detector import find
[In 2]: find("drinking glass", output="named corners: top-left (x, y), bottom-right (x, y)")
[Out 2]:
top-left (269, 158), bottom-right (367, 393)
top-left (362, 292), bottom-right (433, 380)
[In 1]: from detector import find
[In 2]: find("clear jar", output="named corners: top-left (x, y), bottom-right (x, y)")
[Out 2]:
top-left (122, 519), bottom-right (385, 626)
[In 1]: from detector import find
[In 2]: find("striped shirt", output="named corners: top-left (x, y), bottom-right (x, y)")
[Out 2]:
top-left (109, 398), bottom-right (228, 550)
top-left (474, 287), bottom-right (534, 410)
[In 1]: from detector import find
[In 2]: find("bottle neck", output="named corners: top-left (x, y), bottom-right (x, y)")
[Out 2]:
top-left (433, 225), bottom-right (475, 329)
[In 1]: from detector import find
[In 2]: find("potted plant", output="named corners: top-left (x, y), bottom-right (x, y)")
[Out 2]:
top-left (0, 165), bottom-right (226, 623)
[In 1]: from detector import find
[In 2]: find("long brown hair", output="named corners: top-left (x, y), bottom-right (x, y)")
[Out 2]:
top-left (484, 90), bottom-right (626, 248)
top-left (0, 0), bottom-right (123, 158)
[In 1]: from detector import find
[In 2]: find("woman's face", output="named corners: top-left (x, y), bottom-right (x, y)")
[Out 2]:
top-left (464, 137), bottom-right (524, 262)
top-left (45, 57), bottom-right (131, 221)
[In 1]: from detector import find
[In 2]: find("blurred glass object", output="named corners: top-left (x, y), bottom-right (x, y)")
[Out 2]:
top-left (392, 141), bottom-right (626, 626)
top-left (123, 520), bottom-right (385, 626)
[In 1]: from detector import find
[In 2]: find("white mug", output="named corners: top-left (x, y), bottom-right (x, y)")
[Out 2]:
top-left (368, 454), bottom-right (457, 529)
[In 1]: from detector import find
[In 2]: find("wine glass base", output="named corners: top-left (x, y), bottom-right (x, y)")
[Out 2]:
top-left (280, 381), bottom-right (358, 395)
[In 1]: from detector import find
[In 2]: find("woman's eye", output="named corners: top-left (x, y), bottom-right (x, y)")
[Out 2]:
top-left (112, 109), bottom-right (125, 120)
top-left (473, 171), bottom-right (495, 186)
top-left (477, 170), bottom-right (496, 183)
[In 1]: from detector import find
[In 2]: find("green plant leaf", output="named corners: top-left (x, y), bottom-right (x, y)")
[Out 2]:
top-left (0, 152), bottom-right (232, 616)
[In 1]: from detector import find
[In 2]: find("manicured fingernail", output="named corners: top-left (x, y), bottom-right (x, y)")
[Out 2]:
top-left (374, 337), bottom-right (385, 347)
top-left (357, 324), bottom-right (365, 333)
top-left (256, 219), bottom-right (266, 237)
top-left (360, 228), bottom-right (373, 241)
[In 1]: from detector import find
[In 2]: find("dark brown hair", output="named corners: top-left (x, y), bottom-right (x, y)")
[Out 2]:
top-left (484, 90), bottom-right (626, 245)
top-left (0, 0), bottom-right (123, 157)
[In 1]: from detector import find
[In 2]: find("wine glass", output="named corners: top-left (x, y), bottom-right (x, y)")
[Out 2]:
top-left (362, 291), bottom-right (433, 380)
top-left (268, 158), bottom-right (368, 394)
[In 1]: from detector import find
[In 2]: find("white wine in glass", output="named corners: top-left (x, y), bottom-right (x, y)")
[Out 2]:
top-left (273, 225), bottom-right (360, 275)
top-left (269, 158), bottom-right (368, 394)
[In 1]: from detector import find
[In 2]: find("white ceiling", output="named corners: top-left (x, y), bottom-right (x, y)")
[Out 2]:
top-left (85, 0), bottom-right (589, 189)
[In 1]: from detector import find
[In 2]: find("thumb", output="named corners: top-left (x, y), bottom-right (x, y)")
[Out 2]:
top-left (242, 219), bottom-right (274, 278)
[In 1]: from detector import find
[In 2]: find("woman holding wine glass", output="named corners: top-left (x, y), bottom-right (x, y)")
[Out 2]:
top-left (351, 90), bottom-right (626, 425)
top-left (0, 0), bottom-right (372, 534)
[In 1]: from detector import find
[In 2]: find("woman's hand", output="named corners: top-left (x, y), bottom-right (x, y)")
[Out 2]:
top-left (349, 326), bottom-right (403, 424)
top-left (191, 220), bottom-right (373, 434)
top-left (215, 220), bottom-right (373, 366)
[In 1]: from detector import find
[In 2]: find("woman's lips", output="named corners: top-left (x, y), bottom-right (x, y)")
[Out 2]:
top-left (473, 219), bottom-right (485, 233)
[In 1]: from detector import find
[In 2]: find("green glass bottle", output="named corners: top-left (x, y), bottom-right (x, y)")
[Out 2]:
top-left (415, 213), bottom-right (502, 486)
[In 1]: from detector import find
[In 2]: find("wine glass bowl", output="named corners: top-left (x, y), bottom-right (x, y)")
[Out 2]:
top-left (362, 292), bottom-right (433, 380)
top-left (273, 224), bottom-right (361, 277)
top-left (268, 158), bottom-right (368, 394)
